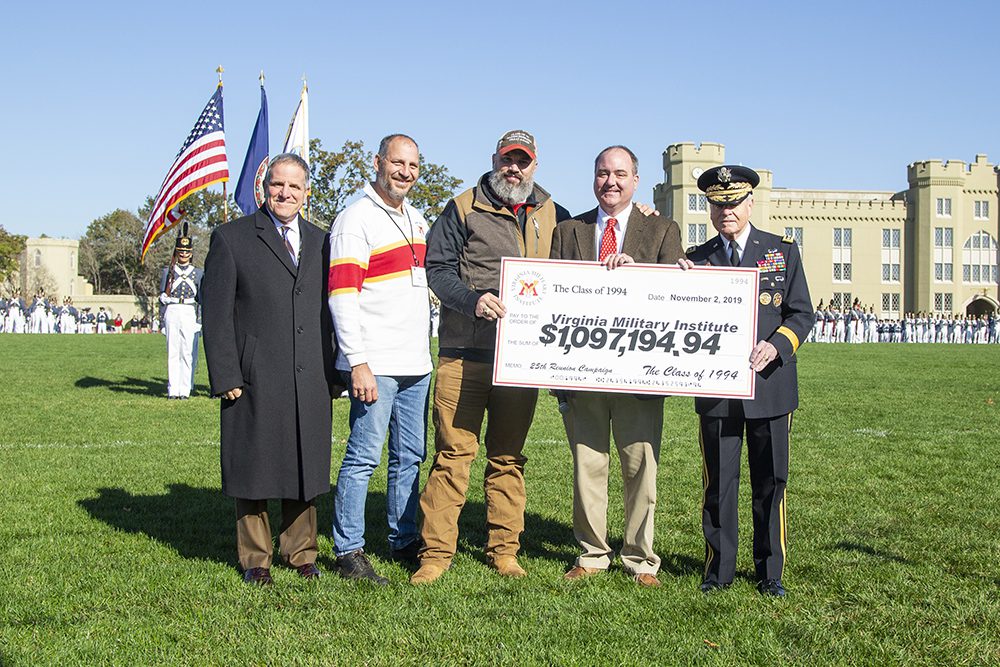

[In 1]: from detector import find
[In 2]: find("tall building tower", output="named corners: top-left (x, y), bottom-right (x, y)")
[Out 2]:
top-left (906, 154), bottom-right (999, 314)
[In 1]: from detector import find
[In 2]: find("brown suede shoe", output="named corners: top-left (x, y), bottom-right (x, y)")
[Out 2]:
top-left (410, 562), bottom-right (447, 585)
top-left (563, 565), bottom-right (601, 581)
top-left (634, 573), bottom-right (661, 587)
top-left (491, 556), bottom-right (526, 578)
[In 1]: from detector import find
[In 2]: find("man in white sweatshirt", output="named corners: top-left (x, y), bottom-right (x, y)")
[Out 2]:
top-left (327, 134), bottom-right (432, 584)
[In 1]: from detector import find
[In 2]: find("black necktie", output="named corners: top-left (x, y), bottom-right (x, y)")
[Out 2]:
top-left (729, 243), bottom-right (740, 266)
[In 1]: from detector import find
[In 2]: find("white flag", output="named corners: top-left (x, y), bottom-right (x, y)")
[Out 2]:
top-left (282, 81), bottom-right (309, 166)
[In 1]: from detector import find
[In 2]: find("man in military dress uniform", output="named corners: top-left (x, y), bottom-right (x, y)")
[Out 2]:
top-left (679, 165), bottom-right (813, 597)
top-left (159, 226), bottom-right (204, 399)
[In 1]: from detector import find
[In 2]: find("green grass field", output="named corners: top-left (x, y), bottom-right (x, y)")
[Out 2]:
top-left (1, 334), bottom-right (998, 666)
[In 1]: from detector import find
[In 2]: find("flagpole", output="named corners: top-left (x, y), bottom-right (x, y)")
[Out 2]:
top-left (215, 65), bottom-right (230, 224)
top-left (303, 74), bottom-right (310, 222)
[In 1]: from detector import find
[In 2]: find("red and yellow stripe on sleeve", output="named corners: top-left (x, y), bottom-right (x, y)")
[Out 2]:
top-left (328, 239), bottom-right (427, 295)
top-left (329, 256), bottom-right (368, 296)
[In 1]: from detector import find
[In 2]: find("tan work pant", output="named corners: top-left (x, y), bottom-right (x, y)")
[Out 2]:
top-left (418, 357), bottom-right (537, 566)
top-left (235, 498), bottom-right (318, 570)
top-left (563, 392), bottom-right (663, 575)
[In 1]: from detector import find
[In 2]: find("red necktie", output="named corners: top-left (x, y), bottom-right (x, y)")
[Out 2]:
top-left (599, 218), bottom-right (618, 261)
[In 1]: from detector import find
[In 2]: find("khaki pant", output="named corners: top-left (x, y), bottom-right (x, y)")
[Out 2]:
top-left (235, 498), bottom-right (318, 570)
top-left (418, 357), bottom-right (537, 566)
top-left (563, 392), bottom-right (663, 575)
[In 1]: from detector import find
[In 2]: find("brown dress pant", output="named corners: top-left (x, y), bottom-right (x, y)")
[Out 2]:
top-left (235, 498), bottom-right (318, 571)
top-left (418, 357), bottom-right (537, 566)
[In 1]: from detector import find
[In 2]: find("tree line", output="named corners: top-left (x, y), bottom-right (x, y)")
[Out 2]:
top-left (75, 138), bottom-right (462, 312)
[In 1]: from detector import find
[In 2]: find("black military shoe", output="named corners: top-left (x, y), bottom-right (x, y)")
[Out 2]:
top-left (389, 538), bottom-right (424, 565)
top-left (337, 549), bottom-right (389, 585)
top-left (757, 579), bottom-right (786, 597)
top-left (700, 581), bottom-right (731, 594)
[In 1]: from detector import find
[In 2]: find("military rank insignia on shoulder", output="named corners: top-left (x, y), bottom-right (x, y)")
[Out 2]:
top-left (782, 235), bottom-right (795, 244)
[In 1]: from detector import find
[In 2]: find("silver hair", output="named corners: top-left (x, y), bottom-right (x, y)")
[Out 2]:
top-left (263, 153), bottom-right (310, 192)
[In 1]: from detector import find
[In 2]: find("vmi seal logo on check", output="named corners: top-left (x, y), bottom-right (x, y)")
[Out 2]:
top-left (510, 270), bottom-right (546, 306)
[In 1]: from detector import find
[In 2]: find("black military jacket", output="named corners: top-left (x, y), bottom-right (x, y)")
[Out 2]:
top-left (686, 225), bottom-right (813, 419)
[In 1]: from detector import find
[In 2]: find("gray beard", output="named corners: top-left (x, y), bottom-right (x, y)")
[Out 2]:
top-left (489, 170), bottom-right (534, 206)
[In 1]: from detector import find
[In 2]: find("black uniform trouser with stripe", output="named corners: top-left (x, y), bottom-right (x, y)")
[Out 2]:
top-left (699, 406), bottom-right (790, 585)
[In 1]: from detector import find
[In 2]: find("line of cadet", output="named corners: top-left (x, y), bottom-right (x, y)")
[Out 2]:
top-left (810, 301), bottom-right (998, 344)
top-left (190, 132), bottom-right (814, 599)
top-left (0, 294), bottom-right (152, 334)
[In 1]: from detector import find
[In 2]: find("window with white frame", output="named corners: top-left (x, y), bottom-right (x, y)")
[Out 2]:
top-left (936, 197), bottom-right (952, 217)
top-left (933, 292), bottom-right (953, 313)
top-left (831, 292), bottom-right (852, 310)
top-left (881, 292), bottom-right (900, 318)
top-left (784, 226), bottom-right (804, 251)
top-left (881, 228), bottom-right (901, 283)
top-left (962, 231), bottom-right (999, 284)
top-left (833, 227), bottom-right (852, 282)
top-left (933, 226), bottom-right (953, 282)
top-left (687, 223), bottom-right (707, 246)
top-left (687, 193), bottom-right (708, 213)
top-left (974, 200), bottom-right (990, 220)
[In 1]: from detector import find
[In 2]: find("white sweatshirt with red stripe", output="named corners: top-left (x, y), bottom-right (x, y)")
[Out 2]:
top-left (328, 183), bottom-right (432, 375)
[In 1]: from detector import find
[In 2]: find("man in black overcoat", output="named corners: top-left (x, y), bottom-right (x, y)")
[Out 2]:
top-left (202, 153), bottom-right (337, 585)
top-left (680, 165), bottom-right (813, 597)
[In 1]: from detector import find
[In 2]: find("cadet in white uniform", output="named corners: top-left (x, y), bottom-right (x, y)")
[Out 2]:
top-left (159, 228), bottom-right (204, 399)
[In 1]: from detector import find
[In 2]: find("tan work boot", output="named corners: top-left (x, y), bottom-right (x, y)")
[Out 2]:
top-left (409, 562), bottom-right (447, 585)
top-left (563, 565), bottom-right (601, 581)
top-left (491, 556), bottom-right (526, 578)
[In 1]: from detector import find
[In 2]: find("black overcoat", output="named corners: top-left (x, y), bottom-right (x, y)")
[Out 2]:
top-left (201, 208), bottom-right (336, 501)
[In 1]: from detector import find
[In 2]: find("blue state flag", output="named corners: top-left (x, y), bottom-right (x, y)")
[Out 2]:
top-left (235, 84), bottom-right (269, 216)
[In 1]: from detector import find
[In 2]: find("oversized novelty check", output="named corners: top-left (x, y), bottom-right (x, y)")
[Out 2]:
top-left (492, 258), bottom-right (759, 399)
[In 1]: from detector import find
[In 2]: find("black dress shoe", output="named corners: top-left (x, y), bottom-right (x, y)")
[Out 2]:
top-left (243, 567), bottom-right (273, 586)
top-left (296, 563), bottom-right (321, 580)
top-left (389, 538), bottom-right (423, 565)
top-left (757, 579), bottom-right (786, 597)
top-left (337, 549), bottom-right (389, 585)
top-left (700, 581), bottom-right (731, 594)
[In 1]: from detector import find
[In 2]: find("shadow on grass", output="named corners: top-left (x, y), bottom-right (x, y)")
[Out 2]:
top-left (74, 375), bottom-right (211, 397)
top-left (79, 483), bottom-right (579, 571)
top-left (79, 484), bottom-right (236, 565)
top-left (831, 540), bottom-right (913, 564)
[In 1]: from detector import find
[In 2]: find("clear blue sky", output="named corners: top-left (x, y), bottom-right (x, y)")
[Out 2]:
top-left (2, 1), bottom-right (997, 239)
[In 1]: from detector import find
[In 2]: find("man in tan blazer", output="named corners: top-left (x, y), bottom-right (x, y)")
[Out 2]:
top-left (549, 145), bottom-right (683, 587)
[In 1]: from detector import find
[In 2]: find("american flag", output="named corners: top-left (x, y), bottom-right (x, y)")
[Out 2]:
top-left (140, 86), bottom-right (229, 260)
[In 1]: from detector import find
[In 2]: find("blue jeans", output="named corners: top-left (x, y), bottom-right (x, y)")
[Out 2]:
top-left (333, 373), bottom-right (430, 556)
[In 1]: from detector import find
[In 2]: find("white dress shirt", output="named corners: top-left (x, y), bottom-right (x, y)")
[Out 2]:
top-left (721, 223), bottom-right (752, 263)
top-left (595, 203), bottom-right (633, 258)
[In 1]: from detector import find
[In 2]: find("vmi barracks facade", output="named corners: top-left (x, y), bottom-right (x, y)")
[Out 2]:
top-left (654, 143), bottom-right (1000, 317)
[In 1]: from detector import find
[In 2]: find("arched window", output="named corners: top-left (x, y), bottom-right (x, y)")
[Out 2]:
top-left (33, 250), bottom-right (42, 268)
top-left (962, 231), bottom-right (999, 284)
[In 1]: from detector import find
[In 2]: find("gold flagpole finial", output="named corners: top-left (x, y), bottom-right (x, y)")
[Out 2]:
top-left (259, 70), bottom-right (265, 87)
top-left (216, 65), bottom-right (224, 87)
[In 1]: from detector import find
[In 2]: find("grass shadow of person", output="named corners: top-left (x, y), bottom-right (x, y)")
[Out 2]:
top-left (74, 375), bottom-right (211, 397)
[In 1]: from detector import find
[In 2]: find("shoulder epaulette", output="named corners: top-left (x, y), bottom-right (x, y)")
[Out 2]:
top-left (782, 235), bottom-right (795, 244)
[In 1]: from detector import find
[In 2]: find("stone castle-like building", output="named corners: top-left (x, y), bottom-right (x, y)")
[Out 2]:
top-left (654, 143), bottom-right (999, 317)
